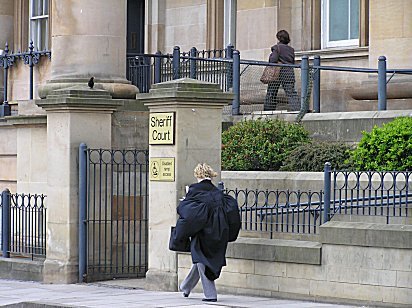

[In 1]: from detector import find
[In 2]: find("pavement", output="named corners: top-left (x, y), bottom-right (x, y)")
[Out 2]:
top-left (0, 278), bottom-right (360, 308)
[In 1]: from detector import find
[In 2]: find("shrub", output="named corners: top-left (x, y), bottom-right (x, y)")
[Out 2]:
top-left (280, 141), bottom-right (353, 172)
top-left (350, 117), bottom-right (412, 171)
top-left (222, 119), bottom-right (310, 171)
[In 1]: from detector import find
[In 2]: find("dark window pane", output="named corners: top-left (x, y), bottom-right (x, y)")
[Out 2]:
top-left (329, 0), bottom-right (349, 41)
top-left (350, 0), bottom-right (359, 39)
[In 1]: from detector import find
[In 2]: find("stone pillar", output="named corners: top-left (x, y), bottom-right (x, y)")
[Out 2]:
top-left (0, 0), bottom-right (14, 103)
top-left (39, 0), bottom-right (137, 99)
top-left (136, 79), bottom-right (233, 291)
top-left (36, 87), bottom-right (122, 283)
top-left (352, 0), bottom-right (412, 105)
top-left (146, 0), bottom-right (166, 53)
top-left (369, 0), bottom-right (412, 68)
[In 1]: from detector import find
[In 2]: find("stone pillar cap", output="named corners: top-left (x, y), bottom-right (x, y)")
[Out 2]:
top-left (35, 85), bottom-right (123, 111)
top-left (45, 85), bottom-right (112, 100)
top-left (137, 78), bottom-right (234, 107)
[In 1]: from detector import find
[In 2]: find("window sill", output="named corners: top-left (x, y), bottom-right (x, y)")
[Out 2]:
top-left (295, 46), bottom-right (369, 61)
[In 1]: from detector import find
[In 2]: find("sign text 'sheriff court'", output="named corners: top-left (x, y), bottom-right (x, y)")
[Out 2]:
top-left (149, 112), bottom-right (175, 145)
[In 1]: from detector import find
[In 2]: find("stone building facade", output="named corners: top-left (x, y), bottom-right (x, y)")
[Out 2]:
top-left (1, 0), bottom-right (411, 104)
top-left (0, 0), bottom-right (411, 191)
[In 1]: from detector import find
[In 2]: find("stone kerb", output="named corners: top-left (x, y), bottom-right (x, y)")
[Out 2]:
top-left (35, 86), bottom-right (122, 283)
top-left (137, 78), bottom-right (233, 291)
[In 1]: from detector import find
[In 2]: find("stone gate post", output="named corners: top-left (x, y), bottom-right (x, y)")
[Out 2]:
top-left (36, 87), bottom-right (122, 283)
top-left (136, 78), bottom-right (233, 291)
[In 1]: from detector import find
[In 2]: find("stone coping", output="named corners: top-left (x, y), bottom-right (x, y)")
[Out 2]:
top-left (0, 257), bottom-right (44, 282)
top-left (35, 98), bottom-right (123, 111)
top-left (137, 78), bottom-right (234, 105)
top-left (222, 170), bottom-right (324, 181)
top-left (295, 46), bottom-right (369, 61)
top-left (6, 115), bottom-right (47, 126)
top-left (226, 237), bottom-right (321, 265)
top-left (320, 221), bottom-right (412, 249)
top-left (302, 110), bottom-right (412, 121)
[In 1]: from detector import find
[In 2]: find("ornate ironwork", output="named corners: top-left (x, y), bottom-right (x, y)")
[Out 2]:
top-left (0, 41), bottom-right (51, 107)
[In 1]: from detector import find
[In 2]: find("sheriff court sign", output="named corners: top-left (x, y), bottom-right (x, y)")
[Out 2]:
top-left (149, 112), bottom-right (175, 145)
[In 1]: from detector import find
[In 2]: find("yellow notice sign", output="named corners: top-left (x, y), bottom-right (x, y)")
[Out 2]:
top-left (149, 112), bottom-right (175, 145)
top-left (149, 158), bottom-right (175, 181)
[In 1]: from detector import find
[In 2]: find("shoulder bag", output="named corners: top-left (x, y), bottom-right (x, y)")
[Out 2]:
top-left (260, 45), bottom-right (282, 84)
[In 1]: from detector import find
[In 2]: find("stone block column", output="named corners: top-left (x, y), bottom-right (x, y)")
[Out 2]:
top-left (36, 87), bottom-right (122, 283)
top-left (136, 78), bottom-right (233, 291)
top-left (353, 1), bottom-right (412, 105)
top-left (39, 0), bottom-right (137, 99)
top-left (369, 0), bottom-right (412, 69)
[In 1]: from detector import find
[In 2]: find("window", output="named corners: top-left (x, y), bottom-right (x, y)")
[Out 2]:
top-left (322, 0), bottom-right (359, 48)
top-left (29, 0), bottom-right (49, 50)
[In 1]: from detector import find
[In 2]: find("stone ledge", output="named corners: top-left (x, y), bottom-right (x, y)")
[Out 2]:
top-left (6, 115), bottom-right (47, 126)
top-left (137, 78), bottom-right (234, 105)
top-left (302, 110), bottom-right (412, 121)
top-left (0, 257), bottom-right (44, 282)
top-left (320, 221), bottom-right (412, 249)
top-left (226, 237), bottom-right (321, 265)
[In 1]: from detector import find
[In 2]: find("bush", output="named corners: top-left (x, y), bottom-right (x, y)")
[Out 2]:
top-left (280, 141), bottom-right (353, 172)
top-left (222, 119), bottom-right (310, 171)
top-left (350, 117), bottom-right (412, 171)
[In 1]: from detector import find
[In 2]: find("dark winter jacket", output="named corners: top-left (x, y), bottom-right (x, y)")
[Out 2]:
top-left (174, 180), bottom-right (229, 281)
top-left (269, 43), bottom-right (295, 64)
top-left (268, 43), bottom-right (296, 82)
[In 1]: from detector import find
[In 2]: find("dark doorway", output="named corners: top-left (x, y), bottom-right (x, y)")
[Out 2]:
top-left (127, 0), bottom-right (145, 56)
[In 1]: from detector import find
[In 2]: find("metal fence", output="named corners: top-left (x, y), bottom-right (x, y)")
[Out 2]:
top-left (78, 144), bottom-right (149, 282)
top-left (126, 46), bottom-right (234, 93)
top-left (221, 164), bottom-right (411, 238)
top-left (223, 187), bottom-right (323, 237)
top-left (311, 56), bottom-right (412, 113)
top-left (126, 46), bottom-right (313, 118)
top-left (127, 45), bottom-right (412, 118)
top-left (0, 41), bottom-right (51, 116)
top-left (325, 164), bottom-right (411, 224)
top-left (1, 189), bottom-right (47, 259)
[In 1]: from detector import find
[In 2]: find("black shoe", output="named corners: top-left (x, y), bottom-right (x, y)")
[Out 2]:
top-left (183, 292), bottom-right (189, 297)
top-left (202, 298), bottom-right (217, 302)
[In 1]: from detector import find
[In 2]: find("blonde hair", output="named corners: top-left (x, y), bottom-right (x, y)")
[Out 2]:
top-left (194, 163), bottom-right (217, 179)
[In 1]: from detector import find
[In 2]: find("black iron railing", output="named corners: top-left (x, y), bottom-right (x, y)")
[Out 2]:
top-left (127, 45), bottom-right (412, 118)
top-left (78, 145), bottom-right (149, 282)
top-left (0, 41), bottom-right (51, 116)
top-left (220, 165), bottom-right (411, 237)
top-left (223, 187), bottom-right (323, 237)
top-left (325, 165), bottom-right (411, 224)
top-left (1, 189), bottom-right (47, 259)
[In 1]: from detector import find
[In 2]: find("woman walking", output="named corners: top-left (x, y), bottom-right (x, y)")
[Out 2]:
top-left (171, 163), bottom-right (230, 302)
top-left (264, 29), bottom-right (299, 111)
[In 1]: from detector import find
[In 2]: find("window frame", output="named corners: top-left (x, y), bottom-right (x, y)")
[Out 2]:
top-left (321, 0), bottom-right (360, 49)
top-left (223, 0), bottom-right (236, 47)
top-left (29, 0), bottom-right (49, 50)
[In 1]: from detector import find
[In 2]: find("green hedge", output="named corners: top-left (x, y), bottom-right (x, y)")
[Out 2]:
top-left (222, 119), bottom-right (310, 171)
top-left (350, 117), bottom-right (412, 171)
top-left (222, 117), bottom-right (412, 172)
top-left (280, 141), bottom-right (353, 172)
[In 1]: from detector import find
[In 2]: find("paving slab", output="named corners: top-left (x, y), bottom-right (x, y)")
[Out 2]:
top-left (0, 279), bottom-right (358, 308)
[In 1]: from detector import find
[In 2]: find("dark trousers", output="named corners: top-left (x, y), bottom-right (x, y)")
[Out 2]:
top-left (264, 77), bottom-right (299, 111)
